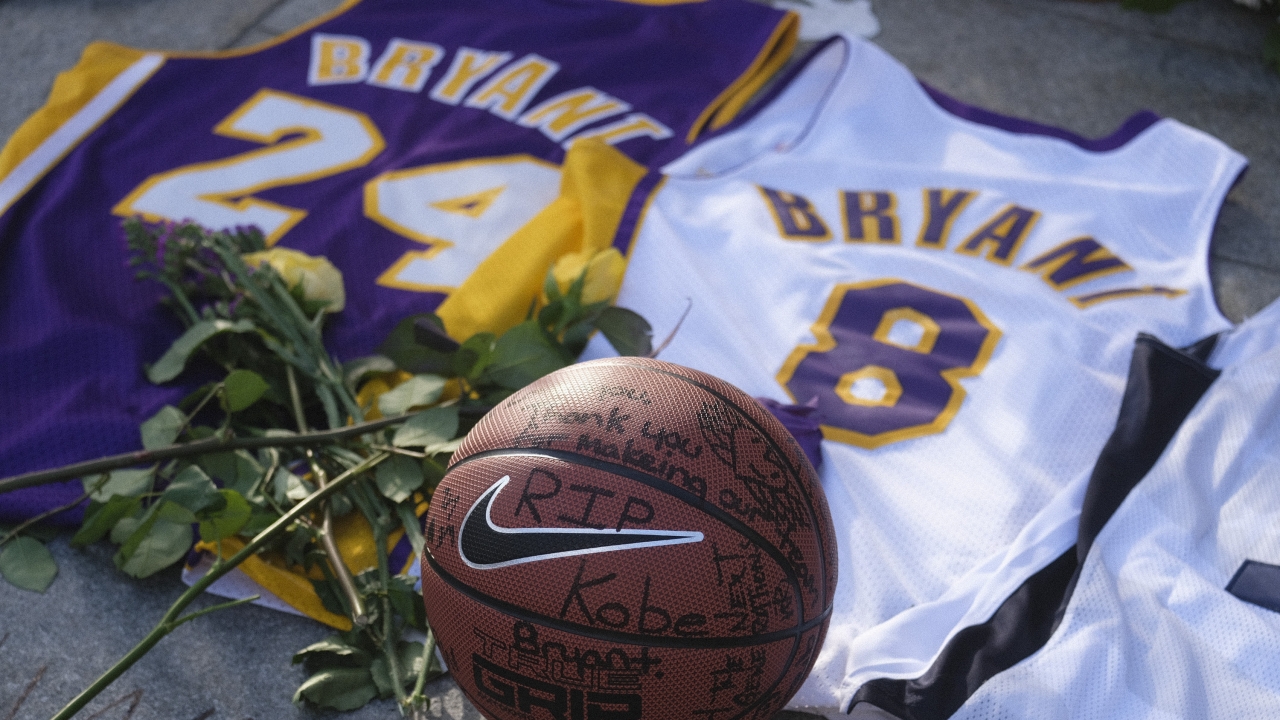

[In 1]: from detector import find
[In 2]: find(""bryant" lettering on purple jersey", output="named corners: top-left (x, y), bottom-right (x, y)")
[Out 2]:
top-left (0, 0), bottom-right (796, 523)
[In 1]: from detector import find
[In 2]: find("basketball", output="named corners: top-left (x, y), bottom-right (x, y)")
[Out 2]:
top-left (420, 357), bottom-right (837, 720)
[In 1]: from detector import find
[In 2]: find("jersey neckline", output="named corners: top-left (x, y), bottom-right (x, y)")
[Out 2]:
top-left (668, 34), bottom-right (1171, 183)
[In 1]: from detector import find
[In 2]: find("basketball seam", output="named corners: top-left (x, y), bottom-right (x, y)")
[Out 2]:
top-left (583, 358), bottom-right (833, 609)
top-left (450, 446), bottom-right (805, 624)
top-left (422, 547), bottom-right (833, 650)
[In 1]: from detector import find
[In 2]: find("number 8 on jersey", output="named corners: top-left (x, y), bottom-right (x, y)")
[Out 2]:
top-left (777, 279), bottom-right (1001, 449)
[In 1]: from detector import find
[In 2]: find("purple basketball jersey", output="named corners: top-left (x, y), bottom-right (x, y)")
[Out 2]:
top-left (0, 0), bottom-right (795, 523)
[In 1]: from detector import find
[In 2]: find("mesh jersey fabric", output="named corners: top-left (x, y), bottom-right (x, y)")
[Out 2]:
top-left (550, 35), bottom-right (1247, 712)
top-left (951, 297), bottom-right (1280, 720)
top-left (0, 0), bottom-right (796, 526)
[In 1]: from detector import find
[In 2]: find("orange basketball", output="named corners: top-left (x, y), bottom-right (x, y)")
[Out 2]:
top-left (421, 357), bottom-right (837, 720)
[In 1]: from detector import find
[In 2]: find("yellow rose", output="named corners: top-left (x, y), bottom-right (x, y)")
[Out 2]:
top-left (242, 247), bottom-right (346, 312)
top-left (551, 248), bottom-right (625, 305)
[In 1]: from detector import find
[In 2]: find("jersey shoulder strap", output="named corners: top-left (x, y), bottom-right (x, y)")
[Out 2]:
top-left (0, 42), bottom-right (155, 200)
top-left (0, 0), bottom-right (366, 212)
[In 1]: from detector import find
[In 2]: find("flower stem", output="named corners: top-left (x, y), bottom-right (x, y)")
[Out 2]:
top-left (48, 451), bottom-right (390, 720)
top-left (405, 628), bottom-right (437, 719)
top-left (0, 413), bottom-right (439, 495)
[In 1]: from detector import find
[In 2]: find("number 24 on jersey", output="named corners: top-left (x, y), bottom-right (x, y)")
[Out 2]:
top-left (112, 88), bottom-right (560, 294)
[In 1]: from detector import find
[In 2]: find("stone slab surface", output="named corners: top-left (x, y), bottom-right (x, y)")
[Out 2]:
top-left (0, 537), bottom-right (481, 720)
top-left (0, 0), bottom-right (292, 148)
top-left (2, 0), bottom-right (1279, 719)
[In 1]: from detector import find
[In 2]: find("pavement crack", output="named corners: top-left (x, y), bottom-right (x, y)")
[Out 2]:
top-left (4, 665), bottom-right (46, 720)
top-left (85, 689), bottom-right (144, 720)
top-left (219, 0), bottom-right (293, 50)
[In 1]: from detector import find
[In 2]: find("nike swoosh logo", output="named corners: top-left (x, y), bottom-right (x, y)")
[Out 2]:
top-left (458, 476), bottom-right (703, 569)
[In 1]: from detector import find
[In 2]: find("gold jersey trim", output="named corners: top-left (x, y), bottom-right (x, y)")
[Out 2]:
top-left (686, 10), bottom-right (798, 143)
top-left (0, 42), bottom-right (153, 191)
top-left (436, 140), bottom-right (647, 341)
top-left (0, 0), bottom-right (368, 212)
top-left (194, 507), bottom-right (414, 631)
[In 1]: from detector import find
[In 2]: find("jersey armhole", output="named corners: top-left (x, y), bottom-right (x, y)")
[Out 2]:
top-left (436, 140), bottom-right (648, 341)
top-left (1202, 161), bottom-right (1249, 329)
top-left (685, 11), bottom-right (799, 143)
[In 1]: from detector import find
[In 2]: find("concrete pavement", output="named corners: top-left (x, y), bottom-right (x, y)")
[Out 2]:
top-left (1, 0), bottom-right (1277, 718)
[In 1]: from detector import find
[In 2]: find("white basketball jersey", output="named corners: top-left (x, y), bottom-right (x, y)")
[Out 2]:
top-left (569, 35), bottom-right (1246, 712)
top-left (952, 299), bottom-right (1280, 719)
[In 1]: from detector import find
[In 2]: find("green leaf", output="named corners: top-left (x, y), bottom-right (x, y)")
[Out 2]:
top-left (198, 489), bottom-right (252, 541)
top-left (538, 296), bottom-right (566, 330)
top-left (239, 510), bottom-right (280, 538)
top-left (85, 467), bottom-right (155, 502)
top-left (148, 319), bottom-right (256, 383)
top-left (560, 317), bottom-right (596, 358)
top-left (453, 332), bottom-right (496, 380)
top-left (327, 488), bottom-right (353, 517)
top-left (162, 465), bottom-right (221, 514)
top-left (116, 519), bottom-right (193, 579)
top-left (156, 500), bottom-right (197, 525)
top-left (392, 407), bottom-right (459, 449)
top-left (110, 514), bottom-right (144, 545)
top-left (0, 537), bottom-right (58, 592)
top-left (543, 267), bottom-right (562, 304)
top-left (564, 270), bottom-right (587, 309)
top-left (370, 641), bottom-right (427, 698)
top-left (285, 526), bottom-right (315, 568)
top-left (310, 578), bottom-right (349, 618)
top-left (71, 496), bottom-right (142, 547)
top-left (223, 369), bottom-right (269, 412)
top-left (387, 575), bottom-right (426, 631)
top-left (140, 405), bottom-right (186, 450)
top-left (594, 306), bottom-right (653, 357)
top-left (293, 668), bottom-right (379, 711)
top-left (486, 321), bottom-right (569, 390)
top-left (198, 450), bottom-right (264, 501)
top-left (374, 455), bottom-right (424, 504)
top-left (377, 313), bottom-right (454, 375)
top-left (376, 374), bottom-right (447, 417)
top-left (197, 452), bottom-right (237, 484)
top-left (293, 636), bottom-right (371, 668)
top-left (272, 467), bottom-right (313, 503)
top-left (421, 454), bottom-right (448, 492)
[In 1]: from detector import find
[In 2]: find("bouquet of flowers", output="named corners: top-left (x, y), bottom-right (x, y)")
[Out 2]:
top-left (0, 218), bottom-right (652, 719)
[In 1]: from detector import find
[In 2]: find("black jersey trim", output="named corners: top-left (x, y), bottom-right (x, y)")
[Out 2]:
top-left (848, 332), bottom-right (1220, 719)
top-left (1076, 333), bottom-right (1219, 563)
top-left (1227, 559), bottom-right (1280, 615)
top-left (849, 549), bottom-right (1078, 719)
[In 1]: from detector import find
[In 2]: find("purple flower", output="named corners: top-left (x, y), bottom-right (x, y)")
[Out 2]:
top-left (756, 396), bottom-right (824, 472)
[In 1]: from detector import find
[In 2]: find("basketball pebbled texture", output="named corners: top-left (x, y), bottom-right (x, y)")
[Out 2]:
top-left (421, 357), bottom-right (837, 720)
